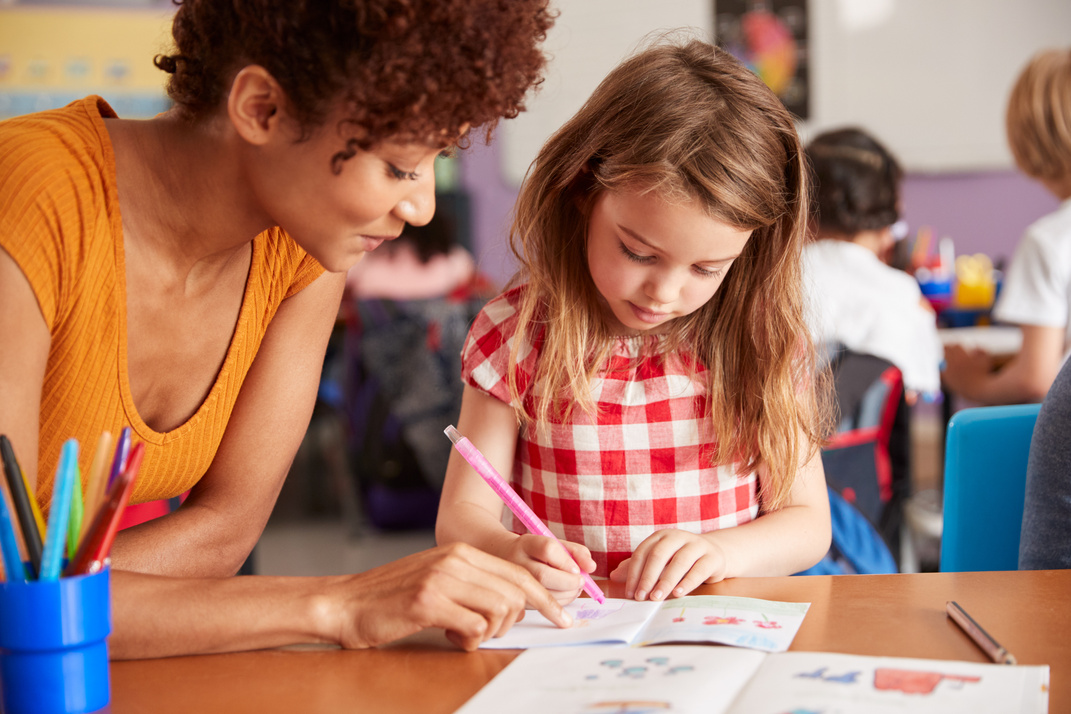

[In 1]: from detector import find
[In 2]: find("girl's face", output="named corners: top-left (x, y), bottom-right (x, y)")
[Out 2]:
top-left (585, 187), bottom-right (753, 334)
top-left (249, 111), bottom-right (445, 273)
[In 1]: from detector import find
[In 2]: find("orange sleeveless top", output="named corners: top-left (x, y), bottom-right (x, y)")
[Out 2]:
top-left (0, 97), bottom-right (325, 505)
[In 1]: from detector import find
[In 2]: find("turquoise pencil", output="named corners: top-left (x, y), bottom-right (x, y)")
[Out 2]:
top-left (40, 439), bottom-right (78, 581)
top-left (0, 486), bottom-right (27, 582)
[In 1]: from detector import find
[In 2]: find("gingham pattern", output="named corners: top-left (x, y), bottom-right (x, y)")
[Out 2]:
top-left (461, 287), bottom-right (759, 577)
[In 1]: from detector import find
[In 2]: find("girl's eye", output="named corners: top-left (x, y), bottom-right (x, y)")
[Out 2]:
top-left (693, 264), bottom-right (727, 279)
top-left (618, 242), bottom-right (654, 264)
top-left (388, 164), bottom-right (419, 181)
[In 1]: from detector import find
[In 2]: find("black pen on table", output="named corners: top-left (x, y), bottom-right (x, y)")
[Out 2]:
top-left (946, 600), bottom-right (1017, 665)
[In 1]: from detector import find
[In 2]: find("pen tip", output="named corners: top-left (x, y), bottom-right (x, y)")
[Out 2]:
top-left (444, 425), bottom-right (462, 445)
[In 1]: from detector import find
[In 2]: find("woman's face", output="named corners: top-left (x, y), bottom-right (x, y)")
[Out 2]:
top-left (585, 187), bottom-right (753, 334)
top-left (249, 109), bottom-right (445, 273)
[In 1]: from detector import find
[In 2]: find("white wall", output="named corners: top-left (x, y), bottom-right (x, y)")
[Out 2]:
top-left (500, 0), bottom-right (1071, 182)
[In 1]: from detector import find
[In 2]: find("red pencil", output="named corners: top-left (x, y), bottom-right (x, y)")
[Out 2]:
top-left (65, 442), bottom-right (143, 576)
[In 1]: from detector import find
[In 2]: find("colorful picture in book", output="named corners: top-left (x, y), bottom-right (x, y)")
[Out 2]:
top-left (795, 664), bottom-right (982, 695)
top-left (574, 601), bottom-right (626, 627)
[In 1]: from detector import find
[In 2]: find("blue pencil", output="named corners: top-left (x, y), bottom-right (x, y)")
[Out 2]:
top-left (40, 439), bottom-right (79, 581)
top-left (0, 485), bottom-right (27, 582)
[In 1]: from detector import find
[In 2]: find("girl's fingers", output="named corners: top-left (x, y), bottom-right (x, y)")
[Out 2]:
top-left (650, 544), bottom-right (713, 600)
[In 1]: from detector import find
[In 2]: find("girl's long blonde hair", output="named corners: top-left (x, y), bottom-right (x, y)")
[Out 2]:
top-left (507, 39), bottom-right (829, 510)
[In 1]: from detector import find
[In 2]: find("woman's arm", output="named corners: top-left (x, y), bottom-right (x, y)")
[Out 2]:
top-left (435, 386), bottom-right (592, 601)
top-left (613, 442), bottom-right (831, 601)
top-left (109, 542), bottom-right (573, 659)
top-left (110, 270), bottom-right (346, 577)
top-left (0, 246), bottom-right (50, 490)
top-left (942, 324), bottom-right (1065, 405)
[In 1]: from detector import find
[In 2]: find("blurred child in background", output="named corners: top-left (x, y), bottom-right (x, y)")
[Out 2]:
top-left (802, 127), bottom-right (943, 400)
top-left (942, 48), bottom-right (1071, 405)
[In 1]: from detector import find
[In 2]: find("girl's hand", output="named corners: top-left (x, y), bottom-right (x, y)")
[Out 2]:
top-left (501, 535), bottom-right (596, 605)
top-left (608, 529), bottom-right (727, 601)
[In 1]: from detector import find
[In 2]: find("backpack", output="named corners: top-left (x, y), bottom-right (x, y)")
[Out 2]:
top-left (342, 288), bottom-right (490, 530)
top-left (797, 346), bottom-right (908, 575)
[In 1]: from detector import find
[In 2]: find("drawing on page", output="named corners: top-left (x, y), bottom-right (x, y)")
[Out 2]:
top-left (574, 601), bottom-right (627, 626)
top-left (873, 668), bottom-right (981, 695)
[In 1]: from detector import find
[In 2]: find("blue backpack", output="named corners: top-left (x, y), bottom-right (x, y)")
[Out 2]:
top-left (797, 347), bottom-right (906, 575)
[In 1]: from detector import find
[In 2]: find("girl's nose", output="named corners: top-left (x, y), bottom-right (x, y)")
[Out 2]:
top-left (645, 269), bottom-right (685, 305)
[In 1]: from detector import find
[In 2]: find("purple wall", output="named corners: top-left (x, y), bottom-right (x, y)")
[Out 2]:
top-left (459, 139), bottom-right (523, 289)
top-left (901, 171), bottom-right (1059, 270)
top-left (461, 141), bottom-right (1061, 287)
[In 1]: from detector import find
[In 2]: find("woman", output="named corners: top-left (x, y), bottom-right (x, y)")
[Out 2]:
top-left (0, 0), bottom-right (571, 658)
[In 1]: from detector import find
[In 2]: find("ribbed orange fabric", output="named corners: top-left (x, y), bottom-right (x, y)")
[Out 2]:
top-left (0, 97), bottom-right (325, 506)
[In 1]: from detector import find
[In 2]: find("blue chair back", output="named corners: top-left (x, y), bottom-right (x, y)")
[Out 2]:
top-left (940, 403), bottom-right (1041, 572)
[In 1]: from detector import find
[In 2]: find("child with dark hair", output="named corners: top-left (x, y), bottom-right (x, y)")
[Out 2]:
top-left (0, 0), bottom-right (571, 658)
top-left (802, 127), bottom-right (943, 397)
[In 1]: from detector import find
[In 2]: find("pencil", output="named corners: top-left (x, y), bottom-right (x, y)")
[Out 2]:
top-left (445, 425), bottom-right (606, 604)
top-left (67, 463), bottom-right (84, 560)
top-left (0, 435), bottom-right (43, 576)
top-left (107, 427), bottom-right (131, 490)
top-left (0, 483), bottom-right (27, 582)
top-left (946, 600), bottom-right (1017, 665)
top-left (39, 439), bottom-right (79, 581)
top-left (81, 431), bottom-right (113, 540)
top-left (22, 468), bottom-right (46, 540)
top-left (66, 441), bottom-right (143, 577)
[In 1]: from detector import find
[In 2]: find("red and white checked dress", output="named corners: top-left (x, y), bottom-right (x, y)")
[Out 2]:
top-left (461, 286), bottom-right (759, 577)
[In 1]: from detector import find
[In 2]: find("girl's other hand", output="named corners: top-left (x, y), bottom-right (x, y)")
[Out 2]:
top-left (608, 529), bottom-right (727, 601)
top-left (502, 535), bottom-right (595, 605)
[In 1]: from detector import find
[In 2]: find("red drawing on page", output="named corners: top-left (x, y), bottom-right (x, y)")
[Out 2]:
top-left (873, 668), bottom-right (981, 695)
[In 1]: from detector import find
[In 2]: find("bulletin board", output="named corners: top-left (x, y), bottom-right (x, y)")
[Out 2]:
top-left (0, 2), bottom-right (175, 120)
top-left (499, 0), bottom-right (1071, 183)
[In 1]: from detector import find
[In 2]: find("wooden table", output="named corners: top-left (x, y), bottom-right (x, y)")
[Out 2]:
top-left (110, 570), bottom-right (1070, 713)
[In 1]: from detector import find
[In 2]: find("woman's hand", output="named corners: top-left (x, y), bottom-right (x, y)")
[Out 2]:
top-left (500, 534), bottom-right (595, 605)
top-left (332, 542), bottom-right (574, 651)
top-left (609, 529), bottom-right (727, 601)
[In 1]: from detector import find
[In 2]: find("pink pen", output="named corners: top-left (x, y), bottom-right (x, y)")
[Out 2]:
top-left (445, 425), bottom-right (605, 603)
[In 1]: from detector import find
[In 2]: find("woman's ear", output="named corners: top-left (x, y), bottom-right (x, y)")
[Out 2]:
top-left (227, 65), bottom-right (286, 146)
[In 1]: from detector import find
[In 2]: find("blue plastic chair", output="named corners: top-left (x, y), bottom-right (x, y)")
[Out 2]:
top-left (940, 403), bottom-right (1041, 572)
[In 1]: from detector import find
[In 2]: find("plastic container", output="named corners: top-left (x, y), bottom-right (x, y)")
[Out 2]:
top-left (0, 567), bottom-right (111, 714)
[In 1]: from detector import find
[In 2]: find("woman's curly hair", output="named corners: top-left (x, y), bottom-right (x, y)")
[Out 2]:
top-left (154, 0), bottom-right (554, 148)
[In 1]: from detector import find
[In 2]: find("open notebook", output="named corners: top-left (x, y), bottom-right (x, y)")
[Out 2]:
top-left (480, 595), bottom-right (809, 652)
top-left (459, 645), bottom-right (1050, 714)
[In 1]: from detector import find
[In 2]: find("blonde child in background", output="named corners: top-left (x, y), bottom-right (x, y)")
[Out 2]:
top-left (943, 47), bottom-right (1071, 404)
top-left (436, 39), bottom-right (832, 605)
top-left (802, 127), bottom-right (944, 399)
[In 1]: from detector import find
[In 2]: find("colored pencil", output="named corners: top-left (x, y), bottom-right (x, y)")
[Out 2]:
top-left (0, 435), bottom-right (43, 577)
top-left (0, 484), bottom-right (27, 582)
top-left (39, 439), bottom-right (79, 581)
top-left (81, 431), bottom-right (113, 540)
top-left (107, 427), bottom-right (131, 490)
top-left (66, 442), bottom-right (143, 577)
top-left (67, 464), bottom-right (84, 560)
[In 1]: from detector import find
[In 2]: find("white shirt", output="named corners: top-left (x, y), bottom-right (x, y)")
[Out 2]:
top-left (993, 198), bottom-right (1071, 355)
top-left (802, 239), bottom-right (944, 394)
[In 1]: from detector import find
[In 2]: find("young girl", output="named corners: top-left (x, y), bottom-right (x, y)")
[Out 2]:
top-left (436, 39), bottom-right (832, 605)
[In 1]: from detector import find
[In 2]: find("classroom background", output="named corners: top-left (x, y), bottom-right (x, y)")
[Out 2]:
top-left (2, 0), bottom-right (1070, 576)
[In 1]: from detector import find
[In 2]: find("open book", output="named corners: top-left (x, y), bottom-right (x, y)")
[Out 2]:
top-left (480, 595), bottom-right (809, 652)
top-left (459, 645), bottom-right (1050, 714)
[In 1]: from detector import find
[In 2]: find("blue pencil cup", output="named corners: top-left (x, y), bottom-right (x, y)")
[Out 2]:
top-left (0, 567), bottom-right (111, 714)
